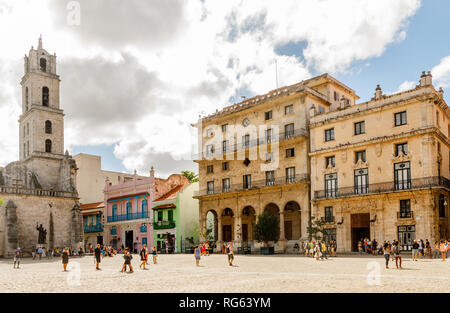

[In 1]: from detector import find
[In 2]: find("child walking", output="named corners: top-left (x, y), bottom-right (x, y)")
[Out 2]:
top-left (194, 245), bottom-right (201, 266)
top-left (13, 247), bottom-right (22, 269)
top-left (121, 249), bottom-right (134, 273)
top-left (62, 248), bottom-right (69, 271)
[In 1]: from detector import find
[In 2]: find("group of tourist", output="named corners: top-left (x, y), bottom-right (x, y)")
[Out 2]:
top-left (302, 240), bottom-right (337, 260)
top-left (194, 242), bottom-right (234, 267)
top-left (410, 239), bottom-right (449, 261)
top-left (358, 238), bottom-right (381, 255)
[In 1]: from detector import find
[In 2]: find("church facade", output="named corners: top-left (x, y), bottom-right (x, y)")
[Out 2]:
top-left (0, 37), bottom-right (83, 257)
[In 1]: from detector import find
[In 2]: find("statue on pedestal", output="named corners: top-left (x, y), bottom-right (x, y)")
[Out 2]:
top-left (36, 223), bottom-right (47, 245)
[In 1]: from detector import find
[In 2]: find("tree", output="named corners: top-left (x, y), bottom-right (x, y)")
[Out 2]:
top-left (0, 197), bottom-right (5, 207)
top-left (306, 216), bottom-right (328, 240)
top-left (181, 171), bottom-right (199, 183)
top-left (253, 211), bottom-right (280, 246)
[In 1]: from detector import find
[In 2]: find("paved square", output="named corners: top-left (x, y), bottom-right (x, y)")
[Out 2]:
top-left (0, 254), bottom-right (449, 293)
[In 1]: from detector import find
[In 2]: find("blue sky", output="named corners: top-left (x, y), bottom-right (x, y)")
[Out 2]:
top-left (0, 0), bottom-right (448, 177)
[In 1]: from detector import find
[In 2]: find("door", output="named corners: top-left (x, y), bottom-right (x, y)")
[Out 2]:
top-left (351, 213), bottom-right (370, 252)
top-left (125, 230), bottom-right (133, 251)
top-left (223, 225), bottom-right (232, 242)
top-left (242, 224), bottom-right (248, 242)
top-left (97, 236), bottom-right (103, 245)
top-left (284, 221), bottom-right (293, 240)
top-left (398, 225), bottom-right (415, 251)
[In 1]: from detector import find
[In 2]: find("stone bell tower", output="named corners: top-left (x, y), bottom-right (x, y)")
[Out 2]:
top-left (19, 35), bottom-right (64, 162)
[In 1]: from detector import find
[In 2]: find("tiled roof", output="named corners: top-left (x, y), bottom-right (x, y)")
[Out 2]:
top-left (81, 202), bottom-right (104, 210)
top-left (154, 184), bottom-right (186, 201)
top-left (153, 203), bottom-right (177, 210)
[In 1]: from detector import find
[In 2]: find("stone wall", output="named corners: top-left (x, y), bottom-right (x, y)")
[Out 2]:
top-left (0, 193), bottom-right (81, 257)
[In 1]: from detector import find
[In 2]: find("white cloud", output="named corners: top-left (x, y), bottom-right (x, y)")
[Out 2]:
top-left (0, 0), bottom-right (422, 176)
top-left (396, 80), bottom-right (416, 93)
top-left (432, 55), bottom-right (450, 88)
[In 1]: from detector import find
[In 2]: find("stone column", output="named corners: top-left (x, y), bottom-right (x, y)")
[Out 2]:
top-left (234, 214), bottom-right (242, 247)
top-left (200, 215), bottom-right (207, 242)
top-left (5, 200), bottom-right (18, 258)
top-left (279, 211), bottom-right (285, 241)
top-left (217, 217), bottom-right (223, 243)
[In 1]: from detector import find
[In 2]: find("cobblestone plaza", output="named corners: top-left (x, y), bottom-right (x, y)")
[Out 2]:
top-left (1, 254), bottom-right (449, 293)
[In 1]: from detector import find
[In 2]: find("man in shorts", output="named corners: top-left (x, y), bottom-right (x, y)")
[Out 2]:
top-left (226, 243), bottom-right (234, 266)
top-left (13, 247), bottom-right (22, 269)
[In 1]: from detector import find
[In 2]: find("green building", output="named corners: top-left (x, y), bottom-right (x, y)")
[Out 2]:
top-left (152, 182), bottom-right (199, 253)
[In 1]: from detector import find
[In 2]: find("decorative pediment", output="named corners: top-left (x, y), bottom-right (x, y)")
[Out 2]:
top-left (353, 159), bottom-right (369, 169)
top-left (392, 151), bottom-right (411, 163)
top-left (322, 164), bottom-right (337, 174)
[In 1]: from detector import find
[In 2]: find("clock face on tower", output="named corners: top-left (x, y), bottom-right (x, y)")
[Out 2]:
top-left (242, 118), bottom-right (250, 127)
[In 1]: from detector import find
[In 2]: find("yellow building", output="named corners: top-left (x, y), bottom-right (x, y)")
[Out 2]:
top-left (194, 74), bottom-right (359, 252)
top-left (309, 72), bottom-right (450, 252)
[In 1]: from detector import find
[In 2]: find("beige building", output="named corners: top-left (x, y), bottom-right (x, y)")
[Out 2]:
top-left (194, 74), bottom-right (359, 252)
top-left (310, 72), bottom-right (450, 252)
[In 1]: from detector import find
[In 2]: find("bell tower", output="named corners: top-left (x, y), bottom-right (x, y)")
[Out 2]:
top-left (19, 36), bottom-right (64, 161)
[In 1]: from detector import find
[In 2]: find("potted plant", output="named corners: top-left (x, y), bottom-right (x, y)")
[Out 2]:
top-left (254, 211), bottom-right (280, 255)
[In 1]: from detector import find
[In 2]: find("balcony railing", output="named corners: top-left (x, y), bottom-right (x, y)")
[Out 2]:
top-left (196, 174), bottom-right (309, 197)
top-left (397, 211), bottom-right (414, 219)
top-left (154, 220), bottom-right (176, 230)
top-left (314, 176), bottom-right (450, 200)
top-left (110, 228), bottom-right (117, 235)
top-left (196, 128), bottom-right (307, 160)
top-left (323, 216), bottom-right (335, 223)
top-left (107, 211), bottom-right (150, 223)
top-left (84, 224), bottom-right (104, 233)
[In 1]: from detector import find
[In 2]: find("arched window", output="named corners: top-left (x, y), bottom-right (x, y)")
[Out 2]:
top-left (42, 87), bottom-right (49, 106)
top-left (45, 139), bottom-right (52, 153)
top-left (45, 120), bottom-right (52, 134)
top-left (25, 87), bottom-right (29, 111)
top-left (40, 58), bottom-right (47, 72)
top-left (142, 199), bottom-right (148, 217)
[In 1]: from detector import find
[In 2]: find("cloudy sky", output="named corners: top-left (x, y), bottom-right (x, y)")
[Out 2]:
top-left (0, 0), bottom-right (449, 178)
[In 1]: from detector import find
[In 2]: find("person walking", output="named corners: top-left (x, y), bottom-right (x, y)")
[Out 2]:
top-left (62, 248), bottom-right (69, 272)
top-left (152, 246), bottom-right (158, 264)
top-left (37, 246), bottom-right (43, 260)
top-left (411, 240), bottom-right (419, 261)
top-left (358, 240), bottom-right (363, 255)
top-left (13, 247), bottom-right (22, 269)
top-left (226, 243), bottom-right (234, 266)
top-left (383, 241), bottom-right (390, 269)
top-left (139, 244), bottom-right (148, 270)
top-left (392, 241), bottom-right (402, 269)
top-left (320, 241), bottom-right (328, 260)
top-left (439, 240), bottom-right (446, 261)
top-left (121, 249), bottom-right (134, 273)
top-left (94, 244), bottom-right (102, 270)
top-left (194, 245), bottom-right (201, 266)
top-left (433, 241), bottom-right (440, 259)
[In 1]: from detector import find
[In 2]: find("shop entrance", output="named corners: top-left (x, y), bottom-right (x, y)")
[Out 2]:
top-left (351, 213), bottom-right (370, 252)
top-left (125, 230), bottom-right (133, 251)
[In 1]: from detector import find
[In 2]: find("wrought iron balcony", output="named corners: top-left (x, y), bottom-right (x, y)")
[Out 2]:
top-left (107, 211), bottom-right (150, 223)
top-left (322, 216), bottom-right (335, 223)
top-left (397, 211), bottom-right (414, 219)
top-left (195, 128), bottom-right (307, 160)
top-left (196, 174), bottom-right (309, 197)
top-left (84, 224), bottom-right (104, 233)
top-left (153, 220), bottom-right (176, 230)
top-left (314, 176), bottom-right (450, 200)
top-left (110, 228), bottom-right (117, 235)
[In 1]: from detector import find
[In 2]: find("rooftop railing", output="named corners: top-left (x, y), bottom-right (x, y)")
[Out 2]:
top-left (314, 176), bottom-right (450, 200)
top-left (195, 174), bottom-right (309, 197)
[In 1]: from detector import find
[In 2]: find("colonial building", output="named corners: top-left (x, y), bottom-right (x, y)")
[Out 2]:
top-left (104, 169), bottom-right (195, 253)
top-left (74, 153), bottom-right (147, 249)
top-left (153, 182), bottom-right (199, 253)
top-left (81, 201), bottom-right (104, 250)
top-left (0, 37), bottom-right (83, 257)
top-left (310, 72), bottom-right (450, 252)
top-left (194, 74), bottom-right (358, 252)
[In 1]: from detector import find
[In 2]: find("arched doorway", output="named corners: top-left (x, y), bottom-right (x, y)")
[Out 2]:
top-left (205, 210), bottom-right (218, 243)
top-left (221, 208), bottom-right (234, 243)
top-left (284, 201), bottom-right (301, 240)
top-left (264, 203), bottom-right (280, 236)
top-left (241, 206), bottom-right (256, 243)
